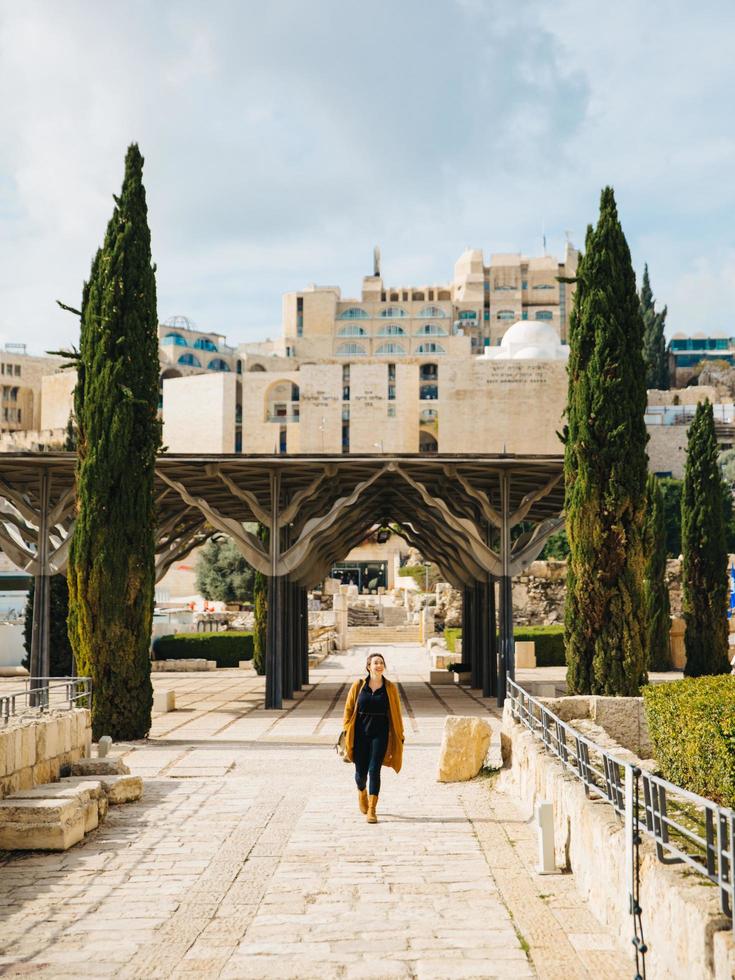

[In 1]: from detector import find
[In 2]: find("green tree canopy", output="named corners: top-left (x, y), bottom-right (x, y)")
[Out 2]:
top-left (681, 401), bottom-right (730, 676)
top-left (195, 536), bottom-right (255, 603)
top-left (640, 264), bottom-right (669, 390)
top-left (564, 187), bottom-right (648, 696)
top-left (67, 144), bottom-right (160, 740)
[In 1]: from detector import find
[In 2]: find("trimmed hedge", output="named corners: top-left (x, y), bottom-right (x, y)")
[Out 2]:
top-left (152, 631), bottom-right (254, 669)
top-left (642, 675), bottom-right (735, 807)
top-left (516, 626), bottom-right (565, 667)
top-left (441, 625), bottom-right (565, 666)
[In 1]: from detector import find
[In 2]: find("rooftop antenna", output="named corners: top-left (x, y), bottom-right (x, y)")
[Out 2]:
top-left (542, 220), bottom-right (547, 256)
top-left (373, 245), bottom-right (381, 277)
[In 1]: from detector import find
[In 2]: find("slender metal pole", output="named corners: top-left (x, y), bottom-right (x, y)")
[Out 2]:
top-left (30, 470), bottom-right (51, 702)
top-left (265, 471), bottom-right (282, 710)
top-left (498, 471), bottom-right (513, 707)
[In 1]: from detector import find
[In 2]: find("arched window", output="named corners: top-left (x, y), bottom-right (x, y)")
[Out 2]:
top-left (177, 353), bottom-right (201, 367)
top-left (416, 324), bottom-right (448, 336)
top-left (337, 324), bottom-right (368, 337)
top-left (193, 337), bottom-right (219, 351)
top-left (416, 342), bottom-right (446, 354)
top-left (535, 311), bottom-right (553, 320)
top-left (207, 358), bottom-right (231, 371)
top-left (379, 307), bottom-right (408, 318)
top-left (496, 310), bottom-right (516, 320)
top-left (376, 324), bottom-right (406, 337)
top-left (458, 310), bottom-right (477, 320)
top-left (417, 306), bottom-right (447, 318)
top-left (163, 332), bottom-right (188, 346)
top-left (337, 307), bottom-right (369, 319)
top-left (336, 343), bottom-right (367, 356)
top-left (375, 343), bottom-right (405, 355)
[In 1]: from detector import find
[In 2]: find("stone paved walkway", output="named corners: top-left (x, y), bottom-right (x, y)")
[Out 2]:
top-left (0, 646), bottom-right (629, 978)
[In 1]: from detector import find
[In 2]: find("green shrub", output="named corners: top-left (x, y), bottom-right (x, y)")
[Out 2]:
top-left (642, 675), bottom-right (735, 807)
top-left (441, 625), bottom-right (565, 666)
top-left (152, 631), bottom-right (254, 669)
top-left (515, 625), bottom-right (565, 667)
top-left (445, 627), bottom-right (462, 653)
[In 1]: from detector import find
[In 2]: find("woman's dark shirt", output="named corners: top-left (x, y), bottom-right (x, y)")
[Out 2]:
top-left (356, 681), bottom-right (389, 738)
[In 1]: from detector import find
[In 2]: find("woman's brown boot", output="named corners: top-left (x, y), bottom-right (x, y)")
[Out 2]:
top-left (366, 795), bottom-right (378, 824)
top-left (358, 788), bottom-right (368, 814)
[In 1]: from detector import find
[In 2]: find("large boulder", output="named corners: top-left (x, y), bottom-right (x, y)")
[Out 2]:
top-left (436, 716), bottom-right (493, 782)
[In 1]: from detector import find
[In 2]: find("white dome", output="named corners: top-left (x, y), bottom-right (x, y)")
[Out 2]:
top-left (513, 345), bottom-right (553, 359)
top-left (499, 320), bottom-right (562, 350)
top-left (481, 318), bottom-right (568, 361)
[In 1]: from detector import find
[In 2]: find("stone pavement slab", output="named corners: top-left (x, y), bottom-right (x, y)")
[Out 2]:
top-left (0, 645), bottom-right (629, 978)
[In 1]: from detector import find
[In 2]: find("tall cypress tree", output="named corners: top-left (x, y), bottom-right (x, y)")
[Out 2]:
top-left (681, 401), bottom-right (730, 676)
top-left (564, 187), bottom-right (649, 696)
top-left (68, 145), bottom-right (160, 739)
top-left (640, 264), bottom-right (669, 390)
top-left (642, 474), bottom-right (672, 670)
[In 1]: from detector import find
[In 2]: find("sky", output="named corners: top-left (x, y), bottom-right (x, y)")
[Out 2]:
top-left (1, 0), bottom-right (734, 355)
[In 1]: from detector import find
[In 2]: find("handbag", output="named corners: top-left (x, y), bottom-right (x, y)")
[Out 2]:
top-left (335, 729), bottom-right (350, 763)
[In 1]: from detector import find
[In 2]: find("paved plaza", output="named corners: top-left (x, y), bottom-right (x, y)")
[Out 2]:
top-left (0, 647), bottom-right (629, 979)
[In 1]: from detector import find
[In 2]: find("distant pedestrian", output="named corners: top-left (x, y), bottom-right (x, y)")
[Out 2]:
top-left (341, 652), bottom-right (405, 823)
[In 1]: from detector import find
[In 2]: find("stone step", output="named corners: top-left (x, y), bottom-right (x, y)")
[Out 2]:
top-left (347, 627), bottom-right (421, 645)
top-left (8, 780), bottom-right (104, 833)
top-left (62, 773), bottom-right (143, 804)
top-left (0, 796), bottom-right (86, 851)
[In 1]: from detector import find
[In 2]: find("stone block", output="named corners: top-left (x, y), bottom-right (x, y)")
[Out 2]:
top-left (71, 756), bottom-right (130, 777)
top-left (437, 716), bottom-right (493, 783)
top-left (61, 777), bottom-right (109, 821)
top-left (206, 660), bottom-right (217, 671)
top-left (238, 660), bottom-right (254, 670)
top-left (16, 766), bottom-right (33, 790)
top-left (96, 774), bottom-right (143, 804)
top-left (19, 724), bottom-right (36, 769)
top-left (9, 782), bottom-right (101, 833)
top-left (97, 735), bottom-right (113, 757)
top-left (590, 696), bottom-right (652, 758)
top-left (0, 797), bottom-right (86, 850)
top-left (0, 730), bottom-right (9, 778)
top-left (36, 717), bottom-right (60, 761)
top-left (515, 641), bottom-right (536, 669)
top-left (32, 759), bottom-right (52, 786)
top-left (429, 670), bottom-right (453, 685)
top-left (453, 671), bottom-right (471, 686)
top-left (59, 714), bottom-right (73, 754)
top-left (153, 690), bottom-right (176, 713)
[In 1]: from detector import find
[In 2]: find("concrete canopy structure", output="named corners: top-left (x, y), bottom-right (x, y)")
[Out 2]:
top-left (0, 452), bottom-right (564, 708)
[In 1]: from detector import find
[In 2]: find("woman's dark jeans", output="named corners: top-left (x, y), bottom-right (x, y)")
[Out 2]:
top-left (354, 728), bottom-right (388, 796)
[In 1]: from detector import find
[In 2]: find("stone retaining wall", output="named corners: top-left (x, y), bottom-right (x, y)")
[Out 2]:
top-left (0, 708), bottom-right (92, 799)
top-left (499, 709), bottom-right (734, 980)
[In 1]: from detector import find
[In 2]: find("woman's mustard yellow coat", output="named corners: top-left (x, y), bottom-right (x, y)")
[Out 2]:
top-left (342, 677), bottom-right (405, 773)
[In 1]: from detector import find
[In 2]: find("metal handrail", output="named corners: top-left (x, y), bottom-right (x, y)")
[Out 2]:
top-left (0, 676), bottom-right (92, 725)
top-left (507, 677), bottom-right (735, 929)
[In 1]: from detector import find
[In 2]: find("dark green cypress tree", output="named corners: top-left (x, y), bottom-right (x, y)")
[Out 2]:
top-left (681, 401), bottom-right (730, 676)
top-left (252, 524), bottom-right (268, 675)
top-left (642, 474), bottom-right (672, 670)
top-left (564, 187), bottom-right (649, 696)
top-left (67, 145), bottom-right (160, 739)
top-left (640, 264), bottom-right (669, 390)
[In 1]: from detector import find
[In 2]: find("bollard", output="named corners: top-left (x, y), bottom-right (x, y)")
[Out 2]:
top-left (97, 735), bottom-right (112, 758)
top-left (536, 801), bottom-right (557, 874)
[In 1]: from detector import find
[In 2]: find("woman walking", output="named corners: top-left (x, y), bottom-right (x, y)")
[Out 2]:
top-left (342, 652), bottom-right (405, 824)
